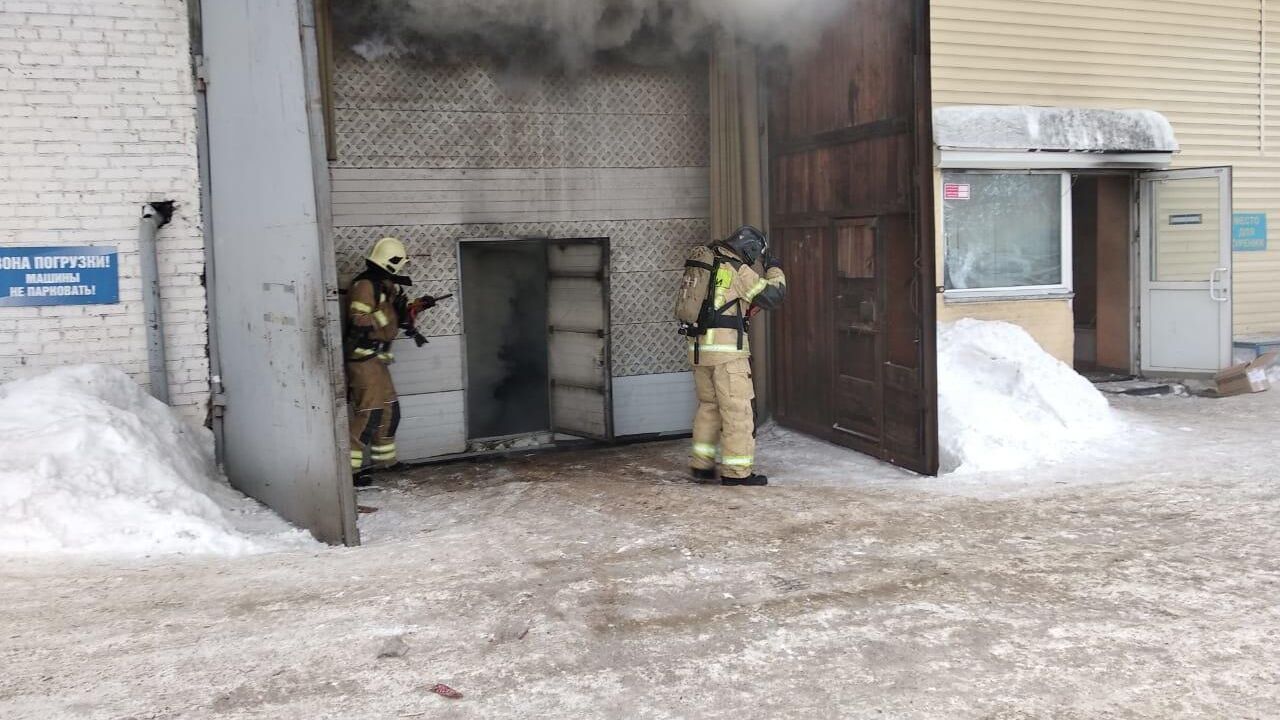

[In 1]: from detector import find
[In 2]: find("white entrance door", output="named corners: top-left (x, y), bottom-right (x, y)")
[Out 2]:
top-left (1139, 167), bottom-right (1233, 376)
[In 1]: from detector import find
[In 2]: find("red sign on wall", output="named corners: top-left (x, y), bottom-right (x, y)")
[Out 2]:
top-left (943, 183), bottom-right (971, 201)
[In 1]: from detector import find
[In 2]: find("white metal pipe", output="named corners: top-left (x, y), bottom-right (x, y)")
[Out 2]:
top-left (138, 202), bottom-right (173, 404)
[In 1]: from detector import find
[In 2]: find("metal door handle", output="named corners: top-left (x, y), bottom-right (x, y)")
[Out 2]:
top-left (1209, 268), bottom-right (1229, 302)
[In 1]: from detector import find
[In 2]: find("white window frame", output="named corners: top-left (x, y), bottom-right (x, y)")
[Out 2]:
top-left (941, 170), bottom-right (1074, 302)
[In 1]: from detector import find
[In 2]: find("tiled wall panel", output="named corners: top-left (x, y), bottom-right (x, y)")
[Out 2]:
top-left (331, 50), bottom-right (709, 431)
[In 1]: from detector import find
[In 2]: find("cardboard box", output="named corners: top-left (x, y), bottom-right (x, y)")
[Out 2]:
top-left (1208, 350), bottom-right (1279, 397)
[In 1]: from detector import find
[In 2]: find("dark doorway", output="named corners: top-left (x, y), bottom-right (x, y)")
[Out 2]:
top-left (766, 0), bottom-right (938, 475)
top-left (460, 240), bottom-right (551, 439)
top-left (1072, 175), bottom-right (1133, 374)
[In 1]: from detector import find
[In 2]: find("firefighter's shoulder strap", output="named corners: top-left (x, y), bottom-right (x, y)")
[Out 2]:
top-left (705, 249), bottom-right (748, 352)
top-left (679, 245), bottom-right (750, 363)
top-left (349, 271), bottom-right (387, 306)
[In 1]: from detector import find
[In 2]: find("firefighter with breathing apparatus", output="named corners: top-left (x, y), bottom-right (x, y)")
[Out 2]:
top-left (345, 237), bottom-right (449, 487)
top-left (675, 225), bottom-right (787, 486)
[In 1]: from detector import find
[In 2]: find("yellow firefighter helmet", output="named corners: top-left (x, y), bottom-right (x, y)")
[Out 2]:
top-left (367, 237), bottom-right (411, 285)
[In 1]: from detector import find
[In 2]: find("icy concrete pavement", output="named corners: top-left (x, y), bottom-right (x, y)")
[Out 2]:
top-left (2, 393), bottom-right (1279, 718)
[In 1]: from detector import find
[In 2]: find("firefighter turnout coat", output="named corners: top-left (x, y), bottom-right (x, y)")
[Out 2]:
top-left (688, 247), bottom-right (786, 480)
top-left (346, 272), bottom-right (403, 473)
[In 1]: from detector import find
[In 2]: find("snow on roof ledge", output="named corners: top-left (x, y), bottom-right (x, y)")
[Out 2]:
top-left (933, 106), bottom-right (1180, 153)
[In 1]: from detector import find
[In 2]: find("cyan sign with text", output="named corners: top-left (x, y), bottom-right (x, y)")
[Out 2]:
top-left (1232, 212), bottom-right (1268, 252)
top-left (0, 246), bottom-right (119, 307)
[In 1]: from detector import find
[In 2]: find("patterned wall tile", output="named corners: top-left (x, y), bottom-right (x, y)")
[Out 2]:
top-left (611, 270), bottom-right (681, 326)
top-left (335, 108), bottom-right (708, 170)
top-left (333, 52), bottom-right (710, 116)
top-left (611, 218), bottom-right (710, 273)
top-left (332, 52), bottom-right (710, 170)
top-left (330, 51), bottom-right (711, 376)
top-left (335, 226), bottom-right (458, 283)
top-left (612, 322), bottom-right (689, 377)
top-left (415, 280), bottom-right (461, 338)
top-left (336, 220), bottom-right (709, 284)
top-left (335, 221), bottom-right (709, 371)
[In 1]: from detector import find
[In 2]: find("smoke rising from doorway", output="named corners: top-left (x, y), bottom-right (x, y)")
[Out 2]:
top-left (460, 241), bottom-right (550, 440)
top-left (334, 0), bottom-right (848, 70)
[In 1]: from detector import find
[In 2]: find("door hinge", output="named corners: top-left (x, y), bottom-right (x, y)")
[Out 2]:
top-left (194, 54), bottom-right (209, 92)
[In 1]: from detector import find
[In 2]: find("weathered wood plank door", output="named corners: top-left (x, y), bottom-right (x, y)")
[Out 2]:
top-left (767, 0), bottom-right (938, 475)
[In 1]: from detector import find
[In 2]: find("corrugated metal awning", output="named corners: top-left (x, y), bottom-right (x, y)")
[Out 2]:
top-left (933, 105), bottom-right (1180, 170)
top-left (934, 106), bottom-right (1179, 153)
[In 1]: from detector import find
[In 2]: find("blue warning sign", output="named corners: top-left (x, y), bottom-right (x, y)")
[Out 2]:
top-left (1232, 212), bottom-right (1268, 252)
top-left (0, 246), bottom-right (119, 307)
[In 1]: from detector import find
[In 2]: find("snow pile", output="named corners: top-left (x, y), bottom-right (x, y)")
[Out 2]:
top-left (934, 106), bottom-right (1179, 153)
top-left (0, 366), bottom-right (309, 556)
top-left (938, 319), bottom-right (1120, 475)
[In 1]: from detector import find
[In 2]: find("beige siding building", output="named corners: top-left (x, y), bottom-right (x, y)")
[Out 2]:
top-left (932, 0), bottom-right (1280, 367)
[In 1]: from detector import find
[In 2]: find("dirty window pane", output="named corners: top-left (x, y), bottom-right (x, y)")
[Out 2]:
top-left (1151, 176), bottom-right (1222, 282)
top-left (943, 172), bottom-right (1064, 290)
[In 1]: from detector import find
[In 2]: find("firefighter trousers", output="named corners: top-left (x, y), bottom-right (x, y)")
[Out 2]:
top-left (347, 359), bottom-right (400, 473)
top-left (690, 357), bottom-right (756, 479)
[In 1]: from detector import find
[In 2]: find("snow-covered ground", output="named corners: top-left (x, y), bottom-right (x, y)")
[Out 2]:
top-left (2, 384), bottom-right (1278, 718)
top-left (0, 366), bottom-right (312, 556)
top-left (0, 324), bottom-right (1158, 556)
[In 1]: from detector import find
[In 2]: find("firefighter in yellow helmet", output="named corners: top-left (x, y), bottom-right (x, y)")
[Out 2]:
top-left (345, 237), bottom-right (438, 487)
top-left (684, 225), bottom-right (786, 486)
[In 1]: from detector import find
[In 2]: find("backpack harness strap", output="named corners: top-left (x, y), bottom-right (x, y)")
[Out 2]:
top-left (348, 274), bottom-right (393, 362)
top-left (688, 252), bottom-right (749, 362)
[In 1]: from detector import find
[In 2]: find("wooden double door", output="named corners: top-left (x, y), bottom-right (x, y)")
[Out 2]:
top-left (766, 0), bottom-right (938, 475)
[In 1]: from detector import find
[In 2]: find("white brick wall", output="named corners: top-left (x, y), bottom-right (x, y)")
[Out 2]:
top-left (0, 0), bottom-right (209, 423)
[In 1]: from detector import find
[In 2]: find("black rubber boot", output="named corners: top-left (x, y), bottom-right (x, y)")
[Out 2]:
top-left (353, 471), bottom-right (373, 488)
top-left (722, 474), bottom-right (768, 487)
top-left (691, 467), bottom-right (718, 482)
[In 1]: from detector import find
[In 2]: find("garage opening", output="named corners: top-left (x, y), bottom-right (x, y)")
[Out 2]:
top-left (199, 0), bottom-right (941, 544)
top-left (460, 240), bottom-right (550, 441)
top-left (322, 4), bottom-right (712, 466)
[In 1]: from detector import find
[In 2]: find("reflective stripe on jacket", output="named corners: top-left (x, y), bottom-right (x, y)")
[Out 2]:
top-left (688, 249), bottom-right (786, 366)
top-left (346, 276), bottom-right (401, 363)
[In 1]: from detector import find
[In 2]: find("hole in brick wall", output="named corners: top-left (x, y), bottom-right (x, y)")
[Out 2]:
top-left (148, 200), bottom-right (176, 226)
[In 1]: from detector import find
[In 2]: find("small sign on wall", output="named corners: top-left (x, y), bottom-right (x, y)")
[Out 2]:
top-left (943, 183), bottom-right (971, 201)
top-left (0, 246), bottom-right (119, 307)
top-left (1168, 213), bottom-right (1203, 226)
top-left (1232, 212), bottom-right (1268, 252)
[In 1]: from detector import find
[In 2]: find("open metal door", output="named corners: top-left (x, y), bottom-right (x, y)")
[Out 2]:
top-left (1138, 167), bottom-right (1233, 376)
top-left (546, 239), bottom-right (614, 441)
top-left (766, 0), bottom-right (938, 474)
top-left (201, 0), bottom-right (356, 544)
